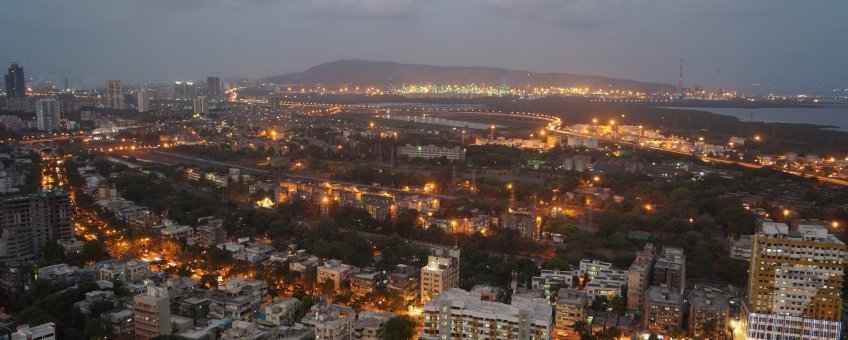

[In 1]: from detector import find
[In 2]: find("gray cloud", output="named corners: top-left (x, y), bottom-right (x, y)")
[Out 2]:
top-left (0, 0), bottom-right (845, 94)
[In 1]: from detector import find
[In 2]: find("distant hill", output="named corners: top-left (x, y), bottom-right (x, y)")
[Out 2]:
top-left (265, 59), bottom-right (674, 93)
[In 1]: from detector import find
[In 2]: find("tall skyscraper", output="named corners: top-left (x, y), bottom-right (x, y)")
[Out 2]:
top-left (742, 222), bottom-right (845, 339)
top-left (206, 76), bottom-right (221, 99)
top-left (0, 191), bottom-right (73, 265)
top-left (137, 87), bottom-right (150, 113)
top-left (35, 99), bottom-right (61, 132)
top-left (105, 80), bottom-right (124, 109)
top-left (420, 247), bottom-right (460, 302)
top-left (174, 81), bottom-right (196, 100)
top-left (4, 63), bottom-right (26, 99)
top-left (193, 95), bottom-right (208, 114)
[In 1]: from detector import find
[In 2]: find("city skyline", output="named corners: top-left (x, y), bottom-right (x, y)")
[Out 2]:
top-left (2, 2), bottom-right (848, 340)
top-left (2, 1), bottom-right (847, 95)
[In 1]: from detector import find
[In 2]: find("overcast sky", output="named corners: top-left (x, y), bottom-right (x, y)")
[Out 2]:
top-left (2, 0), bottom-right (846, 94)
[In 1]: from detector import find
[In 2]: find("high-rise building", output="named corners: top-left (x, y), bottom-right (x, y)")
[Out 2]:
top-left (742, 223), bottom-right (845, 339)
top-left (133, 285), bottom-right (171, 339)
top-left (421, 288), bottom-right (552, 340)
top-left (643, 285), bottom-right (683, 336)
top-left (105, 80), bottom-right (124, 109)
top-left (554, 288), bottom-right (587, 339)
top-left (4, 63), bottom-right (26, 99)
top-left (137, 87), bottom-right (150, 113)
top-left (0, 191), bottom-right (73, 266)
top-left (420, 247), bottom-right (460, 302)
top-left (174, 81), bottom-right (196, 100)
top-left (206, 76), bottom-right (221, 99)
top-left (35, 99), bottom-right (61, 132)
top-left (193, 95), bottom-right (208, 114)
top-left (651, 246), bottom-right (685, 295)
top-left (688, 286), bottom-right (729, 339)
top-left (626, 243), bottom-right (656, 310)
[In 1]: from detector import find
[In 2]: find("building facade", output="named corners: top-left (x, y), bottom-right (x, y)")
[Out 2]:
top-left (554, 288), bottom-right (587, 340)
top-left (742, 223), bottom-right (845, 339)
top-left (300, 303), bottom-right (356, 340)
top-left (688, 286), bottom-right (729, 339)
top-left (137, 87), bottom-right (150, 112)
top-left (174, 81), bottom-right (196, 100)
top-left (206, 76), bottom-right (221, 99)
top-left (421, 288), bottom-right (552, 340)
top-left (626, 243), bottom-right (655, 310)
top-left (651, 246), bottom-right (685, 294)
top-left (35, 99), bottom-right (61, 132)
top-left (106, 80), bottom-right (124, 109)
top-left (4, 63), bottom-right (25, 100)
top-left (0, 191), bottom-right (73, 265)
top-left (643, 286), bottom-right (683, 336)
top-left (193, 95), bottom-right (208, 114)
top-left (421, 247), bottom-right (460, 302)
top-left (134, 286), bottom-right (171, 339)
top-left (397, 144), bottom-right (465, 161)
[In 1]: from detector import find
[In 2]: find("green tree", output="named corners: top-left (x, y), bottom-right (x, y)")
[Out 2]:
top-left (84, 318), bottom-right (111, 339)
top-left (381, 316), bottom-right (417, 340)
top-left (40, 241), bottom-right (66, 265)
top-left (82, 240), bottom-right (109, 262)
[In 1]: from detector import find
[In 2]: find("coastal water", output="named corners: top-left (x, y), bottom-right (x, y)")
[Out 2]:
top-left (662, 104), bottom-right (848, 131)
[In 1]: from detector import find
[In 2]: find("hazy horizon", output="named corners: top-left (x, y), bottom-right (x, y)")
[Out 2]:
top-left (2, 0), bottom-right (846, 95)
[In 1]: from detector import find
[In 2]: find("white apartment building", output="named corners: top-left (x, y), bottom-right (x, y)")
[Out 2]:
top-left (421, 247), bottom-right (461, 302)
top-left (397, 144), bottom-right (465, 161)
top-left (577, 259), bottom-right (614, 282)
top-left (10, 323), bottom-right (57, 340)
top-left (585, 269), bottom-right (628, 302)
top-left (421, 288), bottom-right (552, 340)
top-left (531, 269), bottom-right (575, 301)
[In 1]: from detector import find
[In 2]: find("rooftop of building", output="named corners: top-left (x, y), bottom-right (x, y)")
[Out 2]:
top-left (760, 222), bottom-right (844, 244)
top-left (689, 287), bottom-right (729, 310)
top-left (425, 288), bottom-right (551, 325)
top-left (645, 286), bottom-right (683, 305)
top-left (556, 288), bottom-right (588, 305)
